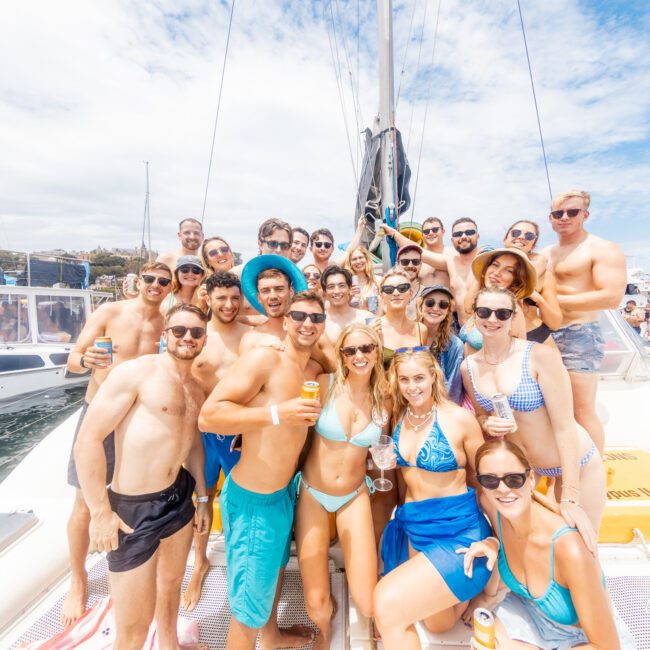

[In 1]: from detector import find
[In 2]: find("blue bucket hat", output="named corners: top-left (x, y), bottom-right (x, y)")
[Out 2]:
top-left (241, 255), bottom-right (308, 314)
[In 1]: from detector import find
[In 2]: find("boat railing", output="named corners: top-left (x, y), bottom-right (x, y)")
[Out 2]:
top-left (0, 250), bottom-right (90, 290)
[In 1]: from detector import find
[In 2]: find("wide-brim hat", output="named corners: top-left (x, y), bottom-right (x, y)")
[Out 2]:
top-left (241, 254), bottom-right (308, 314)
top-left (471, 247), bottom-right (537, 299)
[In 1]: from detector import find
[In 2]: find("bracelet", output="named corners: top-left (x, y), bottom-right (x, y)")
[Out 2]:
top-left (196, 496), bottom-right (209, 504)
top-left (270, 404), bottom-right (280, 426)
top-left (80, 355), bottom-right (87, 369)
top-left (560, 498), bottom-right (579, 505)
top-left (485, 536), bottom-right (500, 550)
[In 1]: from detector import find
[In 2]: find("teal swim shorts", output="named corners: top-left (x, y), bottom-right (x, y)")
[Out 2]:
top-left (221, 474), bottom-right (295, 629)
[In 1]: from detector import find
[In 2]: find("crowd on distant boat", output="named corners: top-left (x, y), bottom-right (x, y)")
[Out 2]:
top-left (59, 189), bottom-right (638, 649)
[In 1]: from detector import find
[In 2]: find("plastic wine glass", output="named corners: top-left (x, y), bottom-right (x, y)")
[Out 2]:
top-left (370, 434), bottom-right (395, 491)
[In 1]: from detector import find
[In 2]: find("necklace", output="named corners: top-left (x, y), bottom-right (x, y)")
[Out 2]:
top-left (406, 405), bottom-right (435, 432)
top-left (483, 339), bottom-right (514, 366)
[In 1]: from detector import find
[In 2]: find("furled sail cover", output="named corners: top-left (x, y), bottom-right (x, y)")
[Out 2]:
top-left (17, 259), bottom-right (88, 289)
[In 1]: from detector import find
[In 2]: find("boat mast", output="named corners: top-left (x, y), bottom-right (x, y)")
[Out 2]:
top-left (377, 0), bottom-right (396, 272)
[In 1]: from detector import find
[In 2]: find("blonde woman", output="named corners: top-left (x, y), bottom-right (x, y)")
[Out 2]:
top-left (201, 236), bottom-right (234, 273)
top-left (343, 246), bottom-right (381, 314)
top-left (295, 323), bottom-right (390, 649)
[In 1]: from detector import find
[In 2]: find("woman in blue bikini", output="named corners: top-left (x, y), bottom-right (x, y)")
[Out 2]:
top-left (295, 323), bottom-right (390, 649)
top-left (460, 287), bottom-right (605, 544)
top-left (461, 439), bottom-right (635, 649)
top-left (373, 347), bottom-right (493, 649)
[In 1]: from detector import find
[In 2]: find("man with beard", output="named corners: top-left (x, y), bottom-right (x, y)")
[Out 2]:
top-left (199, 291), bottom-right (325, 650)
top-left (61, 262), bottom-right (173, 627)
top-left (321, 265), bottom-right (373, 342)
top-left (180, 271), bottom-right (251, 611)
top-left (395, 244), bottom-right (423, 319)
top-left (75, 303), bottom-right (210, 650)
top-left (157, 218), bottom-right (204, 272)
top-left (290, 227), bottom-right (310, 265)
top-left (418, 217), bottom-right (450, 287)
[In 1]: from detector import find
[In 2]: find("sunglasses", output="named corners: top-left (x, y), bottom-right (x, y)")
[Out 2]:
top-left (452, 229), bottom-right (477, 238)
top-left (477, 471), bottom-right (529, 490)
top-left (424, 298), bottom-right (450, 310)
top-left (550, 209), bottom-right (582, 219)
top-left (263, 239), bottom-right (291, 251)
top-left (207, 246), bottom-right (231, 257)
top-left (509, 229), bottom-right (536, 241)
top-left (381, 283), bottom-right (411, 294)
top-left (303, 272), bottom-right (321, 280)
top-left (314, 241), bottom-right (333, 249)
top-left (422, 227), bottom-right (441, 235)
top-left (288, 310), bottom-right (327, 324)
top-left (142, 275), bottom-right (171, 287)
top-left (165, 325), bottom-right (206, 339)
top-left (178, 265), bottom-right (204, 275)
top-left (475, 306), bottom-right (514, 321)
top-left (399, 258), bottom-right (421, 267)
top-left (341, 343), bottom-right (377, 357)
top-left (395, 345), bottom-right (428, 355)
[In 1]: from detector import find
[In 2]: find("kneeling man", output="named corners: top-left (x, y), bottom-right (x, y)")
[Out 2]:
top-left (75, 304), bottom-right (210, 650)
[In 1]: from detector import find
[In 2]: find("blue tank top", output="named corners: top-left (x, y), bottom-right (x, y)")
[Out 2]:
top-left (467, 342), bottom-right (545, 413)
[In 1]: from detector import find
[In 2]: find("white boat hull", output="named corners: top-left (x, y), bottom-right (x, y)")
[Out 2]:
top-left (0, 365), bottom-right (88, 402)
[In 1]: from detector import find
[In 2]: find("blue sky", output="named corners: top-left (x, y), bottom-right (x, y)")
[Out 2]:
top-left (0, 0), bottom-right (648, 271)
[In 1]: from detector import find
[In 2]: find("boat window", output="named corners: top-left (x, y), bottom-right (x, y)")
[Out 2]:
top-left (0, 355), bottom-right (46, 372)
top-left (35, 295), bottom-right (86, 344)
top-left (599, 310), bottom-right (650, 380)
top-left (0, 293), bottom-right (31, 343)
top-left (49, 352), bottom-right (70, 365)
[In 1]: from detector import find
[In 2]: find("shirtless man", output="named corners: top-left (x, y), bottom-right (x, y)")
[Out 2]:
top-left (418, 217), bottom-right (450, 287)
top-left (75, 304), bottom-right (210, 650)
top-left (199, 291), bottom-right (325, 650)
top-left (61, 262), bottom-right (172, 627)
top-left (232, 218), bottom-right (293, 277)
top-left (321, 265), bottom-right (373, 342)
top-left (182, 271), bottom-right (250, 611)
top-left (157, 218), bottom-right (204, 272)
top-left (290, 227), bottom-right (310, 265)
top-left (622, 300), bottom-right (645, 334)
top-left (544, 190), bottom-right (626, 453)
top-left (395, 244), bottom-right (423, 320)
top-left (309, 228), bottom-right (337, 273)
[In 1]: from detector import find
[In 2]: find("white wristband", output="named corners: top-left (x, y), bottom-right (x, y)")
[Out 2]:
top-left (270, 404), bottom-right (280, 426)
top-left (485, 536), bottom-right (500, 550)
top-left (196, 496), bottom-right (209, 503)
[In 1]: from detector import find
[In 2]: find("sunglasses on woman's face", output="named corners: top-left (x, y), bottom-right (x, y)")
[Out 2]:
top-left (381, 283), bottom-right (410, 294)
top-left (475, 306), bottom-right (514, 321)
top-left (477, 471), bottom-right (529, 490)
top-left (341, 343), bottom-right (377, 357)
top-left (178, 265), bottom-right (203, 275)
top-left (288, 310), bottom-right (327, 324)
top-left (165, 325), bottom-right (206, 339)
top-left (424, 298), bottom-right (450, 310)
top-left (141, 275), bottom-right (171, 287)
top-left (314, 241), bottom-right (333, 249)
top-left (509, 229), bottom-right (536, 241)
top-left (207, 246), bottom-right (231, 257)
top-left (303, 272), bottom-right (321, 280)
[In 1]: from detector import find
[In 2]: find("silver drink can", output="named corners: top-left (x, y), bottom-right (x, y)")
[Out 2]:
top-left (492, 393), bottom-right (517, 432)
top-left (367, 294), bottom-right (379, 313)
top-left (126, 273), bottom-right (138, 294)
top-left (350, 275), bottom-right (360, 308)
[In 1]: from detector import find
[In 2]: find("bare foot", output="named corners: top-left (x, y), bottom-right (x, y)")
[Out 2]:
top-left (60, 578), bottom-right (87, 628)
top-left (181, 561), bottom-right (209, 612)
top-left (259, 624), bottom-right (315, 650)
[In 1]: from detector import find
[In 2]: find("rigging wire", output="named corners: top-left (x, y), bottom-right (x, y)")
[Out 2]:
top-left (516, 0), bottom-right (552, 200)
top-left (200, 0), bottom-right (236, 225)
top-left (395, 0), bottom-right (419, 110)
top-left (410, 0), bottom-right (442, 221)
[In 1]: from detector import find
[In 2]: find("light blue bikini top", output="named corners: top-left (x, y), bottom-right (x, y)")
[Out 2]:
top-left (393, 409), bottom-right (464, 473)
top-left (466, 342), bottom-right (545, 413)
top-left (497, 512), bottom-right (580, 626)
top-left (315, 375), bottom-right (383, 448)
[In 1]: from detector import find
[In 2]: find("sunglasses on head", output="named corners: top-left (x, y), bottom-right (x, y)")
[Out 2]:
top-left (452, 228), bottom-right (477, 238)
top-left (399, 258), bottom-right (421, 267)
top-left (341, 343), bottom-right (377, 357)
top-left (550, 209), bottom-right (582, 219)
top-left (288, 310), bottom-right (327, 324)
top-left (509, 229), bottom-right (536, 241)
top-left (395, 345), bottom-right (428, 355)
top-left (477, 471), bottom-right (529, 490)
top-left (314, 241), bottom-right (333, 249)
top-left (475, 306), bottom-right (514, 321)
top-left (178, 265), bottom-right (203, 275)
top-left (303, 272), bottom-right (321, 280)
top-left (424, 298), bottom-right (450, 310)
top-left (165, 325), bottom-right (206, 339)
top-left (381, 283), bottom-right (410, 294)
top-left (264, 239), bottom-right (291, 251)
top-left (142, 275), bottom-right (171, 287)
top-left (207, 246), bottom-right (231, 257)
top-left (422, 226), bottom-right (441, 235)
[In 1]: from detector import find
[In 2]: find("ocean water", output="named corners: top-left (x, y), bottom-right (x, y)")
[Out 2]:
top-left (0, 385), bottom-right (86, 483)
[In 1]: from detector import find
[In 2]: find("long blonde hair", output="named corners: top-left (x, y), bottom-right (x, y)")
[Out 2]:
top-left (329, 323), bottom-right (387, 417)
top-left (344, 247), bottom-right (378, 288)
top-left (388, 348), bottom-right (448, 423)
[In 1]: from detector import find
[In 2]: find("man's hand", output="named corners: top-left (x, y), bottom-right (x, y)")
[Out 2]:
top-left (82, 345), bottom-right (114, 369)
top-left (195, 501), bottom-right (211, 535)
top-left (89, 509), bottom-right (134, 553)
top-left (278, 397), bottom-right (322, 425)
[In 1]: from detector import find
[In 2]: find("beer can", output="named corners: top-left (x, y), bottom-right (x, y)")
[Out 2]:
top-left (301, 381), bottom-right (320, 400)
top-left (473, 607), bottom-right (496, 649)
top-left (350, 275), bottom-right (361, 308)
top-left (94, 337), bottom-right (113, 365)
top-left (367, 294), bottom-right (379, 313)
top-left (492, 393), bottom-right (517, 432)
top-left (126, 273), bottom-right (138, 294)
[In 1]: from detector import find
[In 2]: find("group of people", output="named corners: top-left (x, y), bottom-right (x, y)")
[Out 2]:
top-left (61, 188), bottom-right (636, 650)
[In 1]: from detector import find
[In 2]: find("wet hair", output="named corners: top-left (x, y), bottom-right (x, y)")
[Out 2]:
top-left (258, 218), bottom-right (293, 244)
top-left (504, 220), bottom-right (539, 247)
top-left (205, 270), bottom-right (240, 294)
top-left (141, 261), bottom-right (171, 277)
top-left (551, 189), bottom-right (590, 210)
top-left (422, 217), bottom-right (444, 230)
top-left (417, 292), bottom-right (455, 356)
top-left (164, 302), bottom-right (208, 326)
top-left (292, 227), bottom-right (310, 242)
top-left (289, 290), bottom-right (325, 312)
top-left (451, 217), bottom-right (478, 232)
top-left (388, 348), bottom-right (448, 423)
top-left (480, 251), bottom-right (529, 299)
top-left (201, 236), bottom-right (233, 270)
top-left (310, 228), bottom-right (334, 245)
top-left (472, 286), bottom-right (517, 314)
top-left (256, 268), bottom-right (290, 290)
top-left (178, 218), bottom-right (203, 231)
top-left (321, 265), bottom-right (352, 291)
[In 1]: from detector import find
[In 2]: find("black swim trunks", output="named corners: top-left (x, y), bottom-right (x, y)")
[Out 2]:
top-left (67, 401), bottom-right (116, 488)
top-left (107, 468), bottom-right (196, 573)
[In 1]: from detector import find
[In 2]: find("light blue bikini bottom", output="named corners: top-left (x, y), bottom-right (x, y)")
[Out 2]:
top-left (295, 472), bottom-right (375, 513)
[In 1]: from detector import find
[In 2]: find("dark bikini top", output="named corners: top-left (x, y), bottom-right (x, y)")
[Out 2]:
top-left (527, 322), bottom-right (553, 344)
top-left (393, 409), bottom-right (464, 473)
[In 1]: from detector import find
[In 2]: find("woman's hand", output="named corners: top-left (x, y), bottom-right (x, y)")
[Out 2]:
top-left (560, 501), bottom-right (597, 555)
top-left (461, 591), bottom-right (500, 626)
top-left (456, 537), bottom-right (499, 579)
top-left (482, 416), bottom-right (515, 438)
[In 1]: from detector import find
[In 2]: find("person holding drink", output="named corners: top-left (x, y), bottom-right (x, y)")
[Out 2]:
top-left (295, 323), bottom-right (390, 649)
top-left (373, 347), bottom-right (492, 649)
